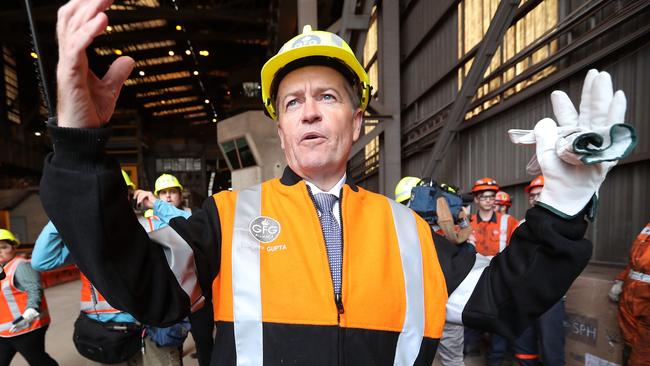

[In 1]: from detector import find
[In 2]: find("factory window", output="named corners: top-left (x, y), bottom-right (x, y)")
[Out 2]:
top-left (3, 46), bottom-right (20, 124)
top-left (458, 0), bottom-right (558, 118)
top-left (220, 137), bottom-right (257, 170)
top-left (156, 157), bottom-right (202, 172)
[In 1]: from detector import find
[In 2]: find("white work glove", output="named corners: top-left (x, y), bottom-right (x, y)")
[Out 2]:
top-left (9, 308), bottom-right (39, 333)
top-left (510, 70), bottom-right (637, 219)
top-left (509, 69), bottom-right (636, 175)
top-left (608, 280), bottom-right (623, 302)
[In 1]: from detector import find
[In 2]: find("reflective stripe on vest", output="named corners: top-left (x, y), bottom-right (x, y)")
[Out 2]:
top-left (629, 269), bottom-right (650, 284)
top-left (80, 274), bottom-right (122, 315)
top-left (387, 199), bottom-right (425, 366)
top-left (498, 214), bottom-right (509, 253)
top-left (232, 184), bottom-right (264, 366)
top-left (231, 184), bottom-right (425, 366)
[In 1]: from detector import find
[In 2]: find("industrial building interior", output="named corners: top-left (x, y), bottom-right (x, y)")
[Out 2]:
top-left (0, 0), bottom-right (648, 365)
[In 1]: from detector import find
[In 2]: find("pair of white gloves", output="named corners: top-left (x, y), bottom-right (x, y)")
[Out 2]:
top-left (9, 308), bottom-right (40, 333)
top-left (509, 69), bottom-right (637, 219)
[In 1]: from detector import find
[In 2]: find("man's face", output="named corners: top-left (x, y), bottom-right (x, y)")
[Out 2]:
top-left (158, 187), bottom-right (183, 208)
top-left (0, 241), bottom-right (16, 264)
top-left (276, 66), bottom-right (363, 180)
top-left (494, 204), bottom-right (507, 214)
top-left (474, 191), bottom-right (496, 212)
top-left (528, 186), bottom-right (543, 207)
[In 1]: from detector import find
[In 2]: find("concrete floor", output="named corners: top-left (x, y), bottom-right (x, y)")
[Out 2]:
top-left (10, 280), bottom-right (199, 366)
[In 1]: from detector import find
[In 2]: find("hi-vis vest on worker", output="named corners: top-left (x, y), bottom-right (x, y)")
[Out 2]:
top-left (470, 212), bottom-right (517, 257)
top-left (0, 257), bottom-right (50, 337)
top-left (80, 272), bottom-right (121, 315)
top-left (211, 178), bottom-right (448, 365)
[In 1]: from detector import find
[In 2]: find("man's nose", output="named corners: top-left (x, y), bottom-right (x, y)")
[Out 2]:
top-left (300, 97), bottom-right (322, 124)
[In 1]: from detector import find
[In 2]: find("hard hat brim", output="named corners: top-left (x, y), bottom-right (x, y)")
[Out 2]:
top-left (261, 44), bottom-right (370, 120)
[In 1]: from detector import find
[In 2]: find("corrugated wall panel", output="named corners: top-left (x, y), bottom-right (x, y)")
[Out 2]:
top-left (401, 0), bottom-right (455, 59)
top-left (401, 14), bottom-right (457, 107)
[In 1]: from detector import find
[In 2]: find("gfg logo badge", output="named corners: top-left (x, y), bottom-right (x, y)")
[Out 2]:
top-left (249, 216), bottom-right (281, 243)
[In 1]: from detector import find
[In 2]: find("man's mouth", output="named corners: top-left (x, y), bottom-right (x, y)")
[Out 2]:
top-left (301, 132), bottom-right (326, 142)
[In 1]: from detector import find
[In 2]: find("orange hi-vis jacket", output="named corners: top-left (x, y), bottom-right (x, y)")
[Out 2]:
top-left (212, 178), bottom-right (448, 364)
top-left (470, 212), bottom-right (519, 256)
top-left (80, 272), bottom-right (121, 315)
top-left (0, 257), bottom-right (50, 337)
top-left (617, 222), bottom-right (650, 365)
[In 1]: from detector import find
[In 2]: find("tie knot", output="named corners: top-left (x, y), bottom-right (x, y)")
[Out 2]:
top-left (314, 193), bottom-right (338, 214)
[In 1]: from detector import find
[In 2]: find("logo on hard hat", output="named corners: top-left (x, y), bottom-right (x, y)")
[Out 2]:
top-left (249, 216), bottom-right (281, 243)
top-left (292, 35), bottom-right (321, 48)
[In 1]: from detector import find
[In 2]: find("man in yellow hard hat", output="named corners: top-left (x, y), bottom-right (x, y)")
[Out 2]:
top-left (40, 1), bottom-right (626, 364)
top-left (133, 174), bottom-right (191, 232)
top-left (395, 176), bottom-right (422, 205)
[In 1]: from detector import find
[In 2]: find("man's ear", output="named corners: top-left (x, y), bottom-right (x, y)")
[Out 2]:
top-left (277, 123), bottom-right (286, 150)
top-left (351, 108), bottom-right (363, 142)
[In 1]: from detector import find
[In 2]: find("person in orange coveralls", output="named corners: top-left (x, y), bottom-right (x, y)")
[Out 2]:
top-left (609, 222), bottom-right (650, 366)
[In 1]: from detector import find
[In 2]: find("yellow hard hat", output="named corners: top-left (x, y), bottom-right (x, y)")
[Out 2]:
top-left (122, 170), bottom-right (136, 190)
top-left (0, 229), bottom-right (19, 246)
top-left (144, 209), bottom-right (154, 218)
top-left (395, 176), bottom-right (423, 203)
top-left (261, 25), bottom-right (372, 120)
top-left (154, 174), bottom-right (183, 196)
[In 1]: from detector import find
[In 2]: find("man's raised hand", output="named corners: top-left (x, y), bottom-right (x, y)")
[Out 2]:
top-left (56, 0), bottom-right (135, 128)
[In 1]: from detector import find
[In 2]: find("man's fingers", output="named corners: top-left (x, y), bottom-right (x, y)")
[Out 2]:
top-left (551, 91), bottom-right (578, 127)
top-left (74, 12), bottom-right (109, 52)
top-left (608, 91), bottom-right (627, 125)
top-left (590, 72), bottom-right (614, 127)
top-left (103, 56), bottom-right (135, 96)
top-left (68, 0), bottom-right (114, 34)
top-left (578, 69), bottom-right (598, 127)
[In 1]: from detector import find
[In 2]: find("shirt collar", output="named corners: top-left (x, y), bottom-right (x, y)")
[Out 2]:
top-left (476, 211), bottom-right (497, 223)
top-left (305, 174), bottom-right (346, 198)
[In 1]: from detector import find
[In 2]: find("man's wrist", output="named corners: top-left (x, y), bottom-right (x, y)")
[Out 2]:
top-left (48, 124), bottom-right (111, 171)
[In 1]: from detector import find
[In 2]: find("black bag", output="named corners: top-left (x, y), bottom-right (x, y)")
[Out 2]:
top-left (73, 312), bottom-right (142, 364)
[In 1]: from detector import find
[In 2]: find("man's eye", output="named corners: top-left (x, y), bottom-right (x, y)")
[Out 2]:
top-left (286, 99), bottom-right (298, 108)
top-left (322, 94), bottom-right (335, 101)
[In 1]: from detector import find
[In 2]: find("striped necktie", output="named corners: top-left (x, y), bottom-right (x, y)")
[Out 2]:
top-left (313, 192), bottom-right (342, 295)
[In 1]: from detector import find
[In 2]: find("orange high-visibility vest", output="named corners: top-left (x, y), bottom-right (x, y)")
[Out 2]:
top-left (470, 212), bottom-right (518, 256)
top-left (0, 257), bottom-right (50, 337)
top-left (212, 179), bottom-right (448, 364)
top-left (80, 272), bottom-right (121, 315)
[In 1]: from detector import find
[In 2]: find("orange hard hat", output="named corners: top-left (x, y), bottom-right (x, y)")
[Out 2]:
top-left (525, 175), bottom-right (544, 193)
top-left (495, 191), bottom-right (512, 206)
top-left (472, 177), bottom-right (499, 193)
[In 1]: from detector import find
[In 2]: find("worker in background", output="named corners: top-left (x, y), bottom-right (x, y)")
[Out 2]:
top-left (525, 175), bottom-right (544, 208)
top-left (0, 229), bottom-right (57, 366)
top-left (609, 222), bottom-right (650, 366)
top-left (494, 191), bottom-right (512, 214)
top-left (396, 177), bottom-right (469, 366)
top-left (468, 177), bottom-right (519, 361)
top-left (469, 178), bottom-right (519, 257)
top-left (134, 174), bottom-right (214, 366)
top-left (43, 1), bottom-right (622, 362)
top-left (32, 171), bottom-right (185, 366)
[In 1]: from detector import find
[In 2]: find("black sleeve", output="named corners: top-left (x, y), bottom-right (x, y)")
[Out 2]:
top-left (40, 125), bottom-right (221, 326)
top-left (456, 206), bottom-right (591, 339)
top-left (430, 231), bottom-right (476, 295)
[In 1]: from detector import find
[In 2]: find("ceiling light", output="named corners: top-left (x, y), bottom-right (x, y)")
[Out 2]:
top-left (212, 118), bottom-right (217, 123)
top-left (175, 25), bottom-right (182, 31)
top-left (193, 70), bottom-right (199, 76)
top-left (106, 25), bottom-right (113, 32)
top-left (204, 99), bottom-right (210, 104)
top-left (34, 131), bottom-right (42, 136)
top-left (185, 49), bottom-right (192, 55)
top-left (30, 52), bottom-right (38, 59)
top-left (199, 50), bottom-right (209, 56)
top-left (168, 50), bottom-right (175, 56)
top-left (114, 49), bottom-right (123, 56)
top-left (139, 70), bottom-right (145, 76)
